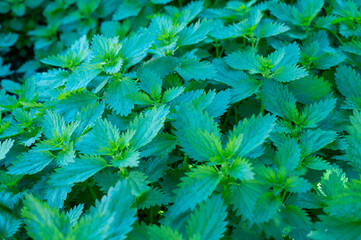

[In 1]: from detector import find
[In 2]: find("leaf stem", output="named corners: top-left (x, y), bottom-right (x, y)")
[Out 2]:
top-left (183, 155), bottom-right (188, 170)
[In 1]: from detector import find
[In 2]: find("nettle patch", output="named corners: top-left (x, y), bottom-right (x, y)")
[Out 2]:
top-left (1, 0), bottom-right (361, 239)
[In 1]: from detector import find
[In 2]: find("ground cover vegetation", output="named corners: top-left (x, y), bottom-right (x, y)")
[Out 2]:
top-left (1, 0), bottom-right (361, 239)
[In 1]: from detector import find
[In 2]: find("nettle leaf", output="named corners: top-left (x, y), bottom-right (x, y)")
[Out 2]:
top-left (129, 105), bottom-right (169, 149)
top-left (22, 195), bottom-right (71, 240)
top-left (224, 48), bottom-right (260, 72)
top-left (162, 86), bottom-right (185, 103)
top-left (104, 78), bottom-right (139, 116)
top-left (341, 40), bottom-right (361, 56)
top-left (175, 57), bottom-right (216, 81)
top-left (0, 139), bottom-right (14, 160)
top-left (334, 65), bottom-right (361, 98)
top-left (54, 91), bottom-right (98, 123)
top-left (65, 63), bottom-right (103, 91)
top-left (225, 42), bottom-right (307, 82)
top-left (75, 118), bottom-right (121, 155)
top-left (261, 79), bottom-right (298, 120)
top-left (254, 19), bottom-right (290, 39)
top-left (173, 105), bottom-right (222, 161)
top-left (146, 225), bottom-right (185, 240)
top-left (8, 150), bottom-right (54, 175)
top-left (281, 205), bottom-right (312, 240)
top-left (170, 165), bottom-right (221, 214)
top-left (70, 181), bottom-right (137, 240)
top-left (120, 31), bottom-right (154, 68)
top-left (226, 158), bottom-right (254, 181)
top-left (253, 193), bottom-right (282, 224)
top-left (289, 75), bottom-right (332, 104)
top-left (269, 0), bottom-right (324, 27)
top-left (90, 35), bottom-right (123, 74)
top-left (136, 187), bottom-right (171, 209)
top-left (229, 181), bottom-right (266, 222)
top-left (138, 68), bottom-right (163, 97)
top-left (186, 195), bottom-right (228, 240)
top-left (41, 35), bottom-right (89, 68)
top-left (227, 113), bottom-right (276, 159)
top-left (113, 1), bottom-right (142, 21)
top-left (0, 212), bottom-right (21, 239)
top-left (48, 155), bottom-right (107, 186)
top-left (178, 19), bottom-right (214, 46)
top-left (301, 96), bottom-right (336, 128)
top-left (275, 138), bottom-right (301, 172)
top-left (299, 129), bottom-right (337, 156)
top-left (213, 59), bottom-right (260, 103)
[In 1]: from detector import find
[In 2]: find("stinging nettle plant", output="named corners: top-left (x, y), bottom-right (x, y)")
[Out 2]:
top-left (1, 0), bottom-right (361, 239)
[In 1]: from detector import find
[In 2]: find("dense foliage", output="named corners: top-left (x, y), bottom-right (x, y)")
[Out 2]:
top-left (1, 0), bottom-right (361, 239)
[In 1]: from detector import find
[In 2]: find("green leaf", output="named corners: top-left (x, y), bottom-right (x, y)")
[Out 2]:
top-left (178, 20), bottom-right (213, 46)
top-left (138, 56), bottom-right (179, 78)
top-left (224, 48), bottom-right (260, 72)
top-left (48, 155), bottom-right (107, 186)
top-left (75, 118), bottom-right (121, 155)
top-left (253, 193), bottom-right (282, 224)
top-left (228, 113), bottom-right (276, 158)
top-left (272, 64), bottom-right (308, 82)
top-left (289, 75), bottom-right (332, 105)
top-left (101, 20), bottom-right (130, 38)
top-left (65, 64), bottom-right (102, 91)
top-left (229, 181), bottom-right (265, 222)
top-left (186, 195), bottom-right (228, 240)
top-left (22, 195), bottom-right (70, 240)
top-left (308, 216), bottom-right (361, 240)
top-left (318, 168), bottom-right (347, 198)
top-left (138, 68), bottom-right (163, 97)
top-left (54, 91), bottom-right (98, 123)
top-left (136, 187), bottom-right (171, 209)
top-left (120, 31), bottom-right (154, 68)
top-left (104, 78), bottom-right (139, 116)
top-left (73, 102), bottom-right (105, 139)
top-left (341, 40), bottom-right (361, 55)
top-left (171, 165), bottom-right (221, 213)
top-left (334, 65), bottom-right (361, 98)
top-left (205, 89), bottom-right (231, 119)
top-left (285, 176), bottom-right (312, 193)
top-left (44, 184), bottom-right (73, 209)
top-left (275, 138), bottom-right (301, 172)
top-left (303, 156), bottom-right (330, 170)
top-left (8, 150), bottom-right (54, 175)
top-left (301, 96), bottom-right (336, 128)
top-left (281, 206), bottom-right (312, 240)
top-left (173, 105), bottom-right (222, 161)
top-left (0, 139), bottom-right (14, 160)
top-left (325, 190), bottom-right (361, 221)
top-left (213, 59), bottom-right (260, 103)
top-left (226, 158), bottom-right (254, 181)
top-left (0, 212), bottom-right (21, 239)
top-left (129, 105), bottom-right (169, 149)
top-left (146, 225), bottom-right (185, 240)
top-left (139, 133), bottom-right (177, 158)
top-left (312, 53), bottom-right (346, 70)
top-left (72, 181), bottom-right (137, 240)
top-left (113, 1), bottom-right (142, 21)
top-left (41, 35), bottom-right (89, 68)
top-left (254, 19), bottom-right (290, 39)
top-left (176, 58), bottom-right (216, 81)
top-left (111, 148), bottom-right (140, 168)
top-left (261, 79), bottom-right (297, 120)
top-left (162, 86), bottom-right (185, 103)
top-left (299, 129), bottom-right (337, 156)
top-left (0, 33), bottom-right (18, 48)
